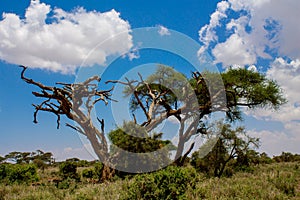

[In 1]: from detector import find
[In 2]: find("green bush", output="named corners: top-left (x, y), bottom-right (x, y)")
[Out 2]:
top-left (57, 177), bottom-right (78, 189)
top-left (82, 168), bottom-right (95, 179)
top-left (59, 161), bottom-right (80, 181)
top-left (93, 162), bottom-right (103, 180)
top-left (0, 164), bottom-right (39, 184)
top-left (121, 166), bottom-right (198, 200)
top-left (0, 165), bottom-right (7, 180)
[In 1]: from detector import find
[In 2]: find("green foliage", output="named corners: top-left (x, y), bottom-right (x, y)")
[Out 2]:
top-left (93, 162), bottom-right (103, 180)
top-left (222, 68), bottom-right (286, 109)
top-left (33, 158), bottom-right (47, 171)
top-left (273, 152), bottom-right (300, 162)
top-left (191, 121), bottom-right (259, 177)
top-left (3, 150), bottom-right (54, 165)
top-left (189, 68), bottom-right (286, 122)
top-left (0, 165), bottom-right (7, 180)
top-left (121, 166), bottom-right (198, 200)
top-left (81, 168), bottom-right (95, 179)
top-left (59, 161), bottom-right (80, 181)
top-left (109, 121), bottom-right (174, 173)
top-left (57, 177), bottom-right (78, 190)
top-left (0, 162), bottom-right (299, 199)
top-left (0, 164), bottom-right (39, 184)
top-left (259, 152), bottom-right (273, 164)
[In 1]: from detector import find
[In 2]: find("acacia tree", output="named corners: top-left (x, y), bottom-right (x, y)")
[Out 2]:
top-left (20, 66), bottom-right (115, 181)
top-left (113, 65), bottom-right (285, 166)
top-left (191, 122), bottom-right (259, 177)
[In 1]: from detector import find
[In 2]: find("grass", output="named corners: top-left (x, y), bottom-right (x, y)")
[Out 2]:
top-left (0, 162), bottom-right (299, 200)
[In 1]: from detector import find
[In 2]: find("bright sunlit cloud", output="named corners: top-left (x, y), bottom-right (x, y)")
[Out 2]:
top-left (199, 0), bottom-right (300, 67)
top-left (0, 0), bottom-right (133, 73)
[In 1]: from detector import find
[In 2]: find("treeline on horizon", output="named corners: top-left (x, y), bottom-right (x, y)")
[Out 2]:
top-left (1, 149), bottom-right (300, 165)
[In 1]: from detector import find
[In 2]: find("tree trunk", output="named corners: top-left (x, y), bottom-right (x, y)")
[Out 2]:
top-left (100, 164), bottom-right (115, 182)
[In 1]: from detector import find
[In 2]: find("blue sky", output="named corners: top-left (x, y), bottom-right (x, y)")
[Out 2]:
top-left (0, 0), bottom-right (300, 160)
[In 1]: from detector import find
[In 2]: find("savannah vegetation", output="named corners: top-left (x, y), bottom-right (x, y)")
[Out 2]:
top-left (0, 151), bottom-right (300, 199)
top-left (0, 65), bottom-right (295, 199)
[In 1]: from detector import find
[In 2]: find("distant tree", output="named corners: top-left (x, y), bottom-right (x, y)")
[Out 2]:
top-left (191, 122), bottom-right (259, 177)
top-left (4, 151), bottom-right (31, 164)
top-left (259, 152), bottom-right (273, 164)
top-left (32, 150), bottom-right (54, 165)
top-left (66, 158), bottom-right (80, 163)
top-left (273, 152), bottom-right (300, 162)
top-left (0, 156), bottom-right (5, 163)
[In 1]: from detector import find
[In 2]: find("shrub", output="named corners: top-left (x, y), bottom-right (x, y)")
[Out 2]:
top-left (0, 164), bottom-right (7, 180)
top-left (59, 161), bottom-right (80, 181)
top-left (121, 166), bottom-right (198, 200)
top-left (57, 177), bottom-right (78, 189)
top-left (93, 162), bottom-right (103, 180)
top-left (82, 168), bottom-right (95, 179)
top-left (0, 164), bottom-right (39, 184)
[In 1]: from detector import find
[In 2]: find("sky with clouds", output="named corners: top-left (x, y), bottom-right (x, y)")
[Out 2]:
top-left (0, 0), bottom-right (299, 160)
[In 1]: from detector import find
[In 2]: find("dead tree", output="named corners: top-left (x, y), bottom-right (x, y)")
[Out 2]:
top-left (20, 66), bottom-right (115, 181)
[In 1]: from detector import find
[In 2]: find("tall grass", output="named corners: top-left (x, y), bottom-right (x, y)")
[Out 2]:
top-left (0, 162), bottom-right (299, 200)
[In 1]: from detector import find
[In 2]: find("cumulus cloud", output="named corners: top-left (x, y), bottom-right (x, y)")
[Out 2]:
top-left (199, 0), bottom-right (300, 67)
top-left (212, 34), bottom-right (257, 66)
top-left (248, 57), bottom-right (300, 123)
top-left (245, 57), bottom-right (300, 154)
top-left (157, 25), bottom-right (171, 36)
top-left (198, 1), bottom-right (229, 55)
top-left (248, 128), bottom-right (300, 156)
top-left (0, 0), bottom-right (133, 73)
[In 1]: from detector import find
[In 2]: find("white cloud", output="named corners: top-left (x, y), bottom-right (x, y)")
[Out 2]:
top-left (199, 0), bottom-right (300, 67)
top-left (247, 64), bottom-right (257, 72)
top-left (0, 0), bottom-right (133, 73)
top-left (199, 1), bottom-right (229, 49)
top-left (248, 57), bottom-right (300, 123)
top-left (212, 33), bottom-right (257, 66)
top-left (248, 128), bottom-right (300, 156)
top-left (245, 57), bottom-right (300, 154)
top-left (157, 25), bottom-right (171, 36)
